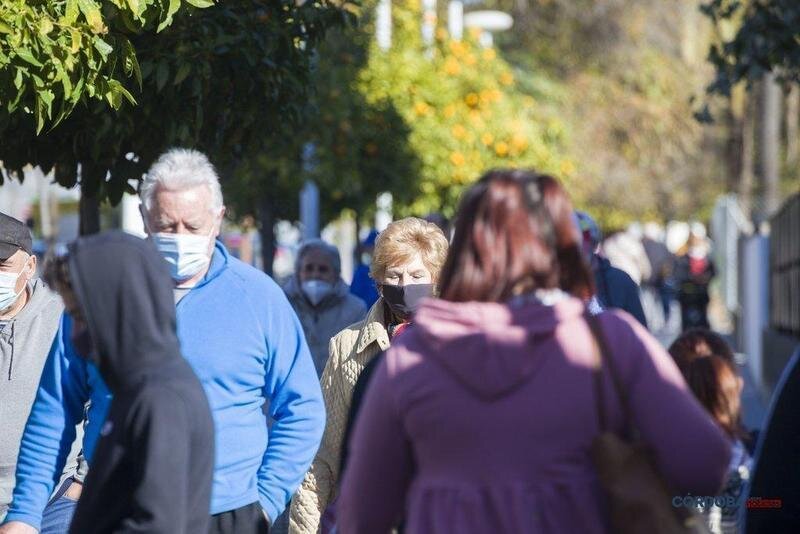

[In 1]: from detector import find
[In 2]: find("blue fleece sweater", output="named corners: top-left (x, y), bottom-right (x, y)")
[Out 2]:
top-left (5, 242), bottom-right (325, 529)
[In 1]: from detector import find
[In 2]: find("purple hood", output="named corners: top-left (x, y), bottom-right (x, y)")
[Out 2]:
top-left (412, 295), bottom-right (586, 400)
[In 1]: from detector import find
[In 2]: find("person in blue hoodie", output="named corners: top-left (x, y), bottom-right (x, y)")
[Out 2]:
top-left (0, 148), bottom-right (325, 534)
top-left (349, 230), bottom-right (380, 308)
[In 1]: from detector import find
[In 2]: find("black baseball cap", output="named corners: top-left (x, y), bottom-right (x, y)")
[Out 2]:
top-left (0, 213), bottom-right (33, 261)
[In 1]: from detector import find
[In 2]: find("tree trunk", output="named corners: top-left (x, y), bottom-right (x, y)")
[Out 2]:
top-left (79, 190), bottom-right (101, 236)
top-left (759, 72), bottom-right (781, 220)
top-left (739, 91), bottom-right (755, 220)
top-left (257, 195), bottom-right (276, 277)
top-left (786, 84), bottom-right (800, 167)
top-left (724, 103), bottom-right (742, 193)
top-left (39, 168), bottom-right (54, 240)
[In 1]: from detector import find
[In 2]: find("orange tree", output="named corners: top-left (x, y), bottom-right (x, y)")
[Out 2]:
top-left (303, 0), bottom-right (573, 221)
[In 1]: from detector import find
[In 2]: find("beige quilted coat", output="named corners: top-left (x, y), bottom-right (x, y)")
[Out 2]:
top-left (288, 299), bottom-right (390, 534)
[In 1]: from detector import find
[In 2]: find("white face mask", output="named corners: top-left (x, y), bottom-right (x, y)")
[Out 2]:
top-left (0, 259), bottom-right (28, 312)
top-left (301, 280), bottom-right (334, 306)
top-left (152, 231), bottom-right (214, 283)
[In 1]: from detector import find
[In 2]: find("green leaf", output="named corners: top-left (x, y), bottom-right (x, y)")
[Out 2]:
top-left (13, 67), bottom-right (24, 89)
top-left (116, 83), bottom-right (137, 105)
top-left (93, 37), bottom-right (113, 60)
top-left (173, 63), bottom-right (191, 85)
top-left (65, 0), bottom-right (80, 24)
top-left (0, 21), bottom-right (13, 34)
top-left (7, 86), bottom-right (24, 113)
top-left (157, 0), bottom-right (181, 32)
top-left (39, 18), bottom-right (54, 36)
top-left (77, 0), bottom-right (105, 33)
top-left (69, 28), bottom-right (82, 54)
top-left (123, 39), bottom-right (142, 89)
top-left (40, 89), bottom-right (55, 118)
top-left (125, 0), bottom-right (143, 17)
top-left (185, 0), bottom-right (215, 7)
top-left (14, 48), bottom-right (43, 68)
top-left (71, 76), bottom-right (85, 101)
top-left (61, 72), bottom-right (73, 97)
top-left (156, 62), bottom-right (169, 91)
top-left (35, 94), bottom-right (45, 134)
top-left (105, 85), bottom-right (122, 108)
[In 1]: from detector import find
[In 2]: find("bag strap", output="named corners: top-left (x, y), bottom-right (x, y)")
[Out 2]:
top-left (586, 312), bottom-right (608, 432)
top-left (586, 312), bottom-right (635, 437)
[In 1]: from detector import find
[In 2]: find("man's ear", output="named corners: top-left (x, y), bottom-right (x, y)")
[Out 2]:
top-left (216, 206), bottom-right (227, 236)
top-left (25, 255), bottom-right (37, 279)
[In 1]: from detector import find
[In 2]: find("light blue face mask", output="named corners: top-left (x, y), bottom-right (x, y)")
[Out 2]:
top-left (151, 232), bottom-right (213, 284)
top-left (0, 260), bottom-right (28, 312)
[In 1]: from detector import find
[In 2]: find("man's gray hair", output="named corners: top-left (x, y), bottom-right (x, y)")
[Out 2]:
top-left (140, 148), bottom-right (224, 214)
top-left (295, 239), bottom-right (341, 276)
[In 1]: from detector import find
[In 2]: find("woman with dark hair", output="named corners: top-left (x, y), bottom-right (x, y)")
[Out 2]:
top-left (669, 329), bottom-right (752, 534)
top-left (336, 170), bottom-right (730, 534)
top-left (669, 327), bottom-right (735, 365)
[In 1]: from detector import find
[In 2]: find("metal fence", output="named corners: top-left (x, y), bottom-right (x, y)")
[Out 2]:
top-left (770, 192), bottom-right (800, 337)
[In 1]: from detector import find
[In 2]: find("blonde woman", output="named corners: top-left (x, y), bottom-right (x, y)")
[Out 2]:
top-left (288, 217), bottom-right (449, 534)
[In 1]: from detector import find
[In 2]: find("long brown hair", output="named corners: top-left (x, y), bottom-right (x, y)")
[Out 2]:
top-left (669, 329), bottom-right (743, 439)
top-left (438, 169), bottom-right (594, 303)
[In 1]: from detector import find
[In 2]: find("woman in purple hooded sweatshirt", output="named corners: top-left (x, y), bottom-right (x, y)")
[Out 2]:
top-left (337, 170), bottom-right (731, 534)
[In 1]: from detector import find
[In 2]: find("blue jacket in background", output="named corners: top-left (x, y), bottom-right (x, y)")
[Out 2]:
top-left (350, 263), bottom-right (379, 309)
top-left (593, 255), bottom-right (648, 329)
top-left (5, 242), bottom-right (325, 529)
top-left (4, 314), bottom-right (110, 530)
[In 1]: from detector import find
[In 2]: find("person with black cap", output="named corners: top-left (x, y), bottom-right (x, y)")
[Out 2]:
top-left (0, 213), bottom-right (64, 523)
top-left (5, 149), bottom-right (324, 534)
top-left (44, 231), bottom-right (214, 534)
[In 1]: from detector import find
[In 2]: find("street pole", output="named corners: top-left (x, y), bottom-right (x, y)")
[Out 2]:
top-left (376, 192), bottom-right (393, 231)
top-left (448, 0), bottom-right (463, 41)
top-left (38, 168), bottom-right (53, 242)
top-left (376, 0), bottom-right (392, 50)
top-left (759, 72), bottom-right (781, 220)
top-left (300, 143), bottom-right (320, 239)
top-left (422, 0), bottom-right (437, 49)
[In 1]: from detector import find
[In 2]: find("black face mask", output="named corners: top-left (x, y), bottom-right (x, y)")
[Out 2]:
top-left (381, 283), bottom-right (434, 320)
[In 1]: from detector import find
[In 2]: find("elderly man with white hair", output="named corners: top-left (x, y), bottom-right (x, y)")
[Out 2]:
top-left (1, 148), bottom-right (325, 534)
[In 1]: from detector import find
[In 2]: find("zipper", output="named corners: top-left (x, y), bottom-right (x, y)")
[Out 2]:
top-left (7, 321), bottom-right (15, 380)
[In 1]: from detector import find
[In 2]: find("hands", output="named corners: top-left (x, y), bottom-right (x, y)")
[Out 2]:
top-left (0, 521), bottom-right (38, 534)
